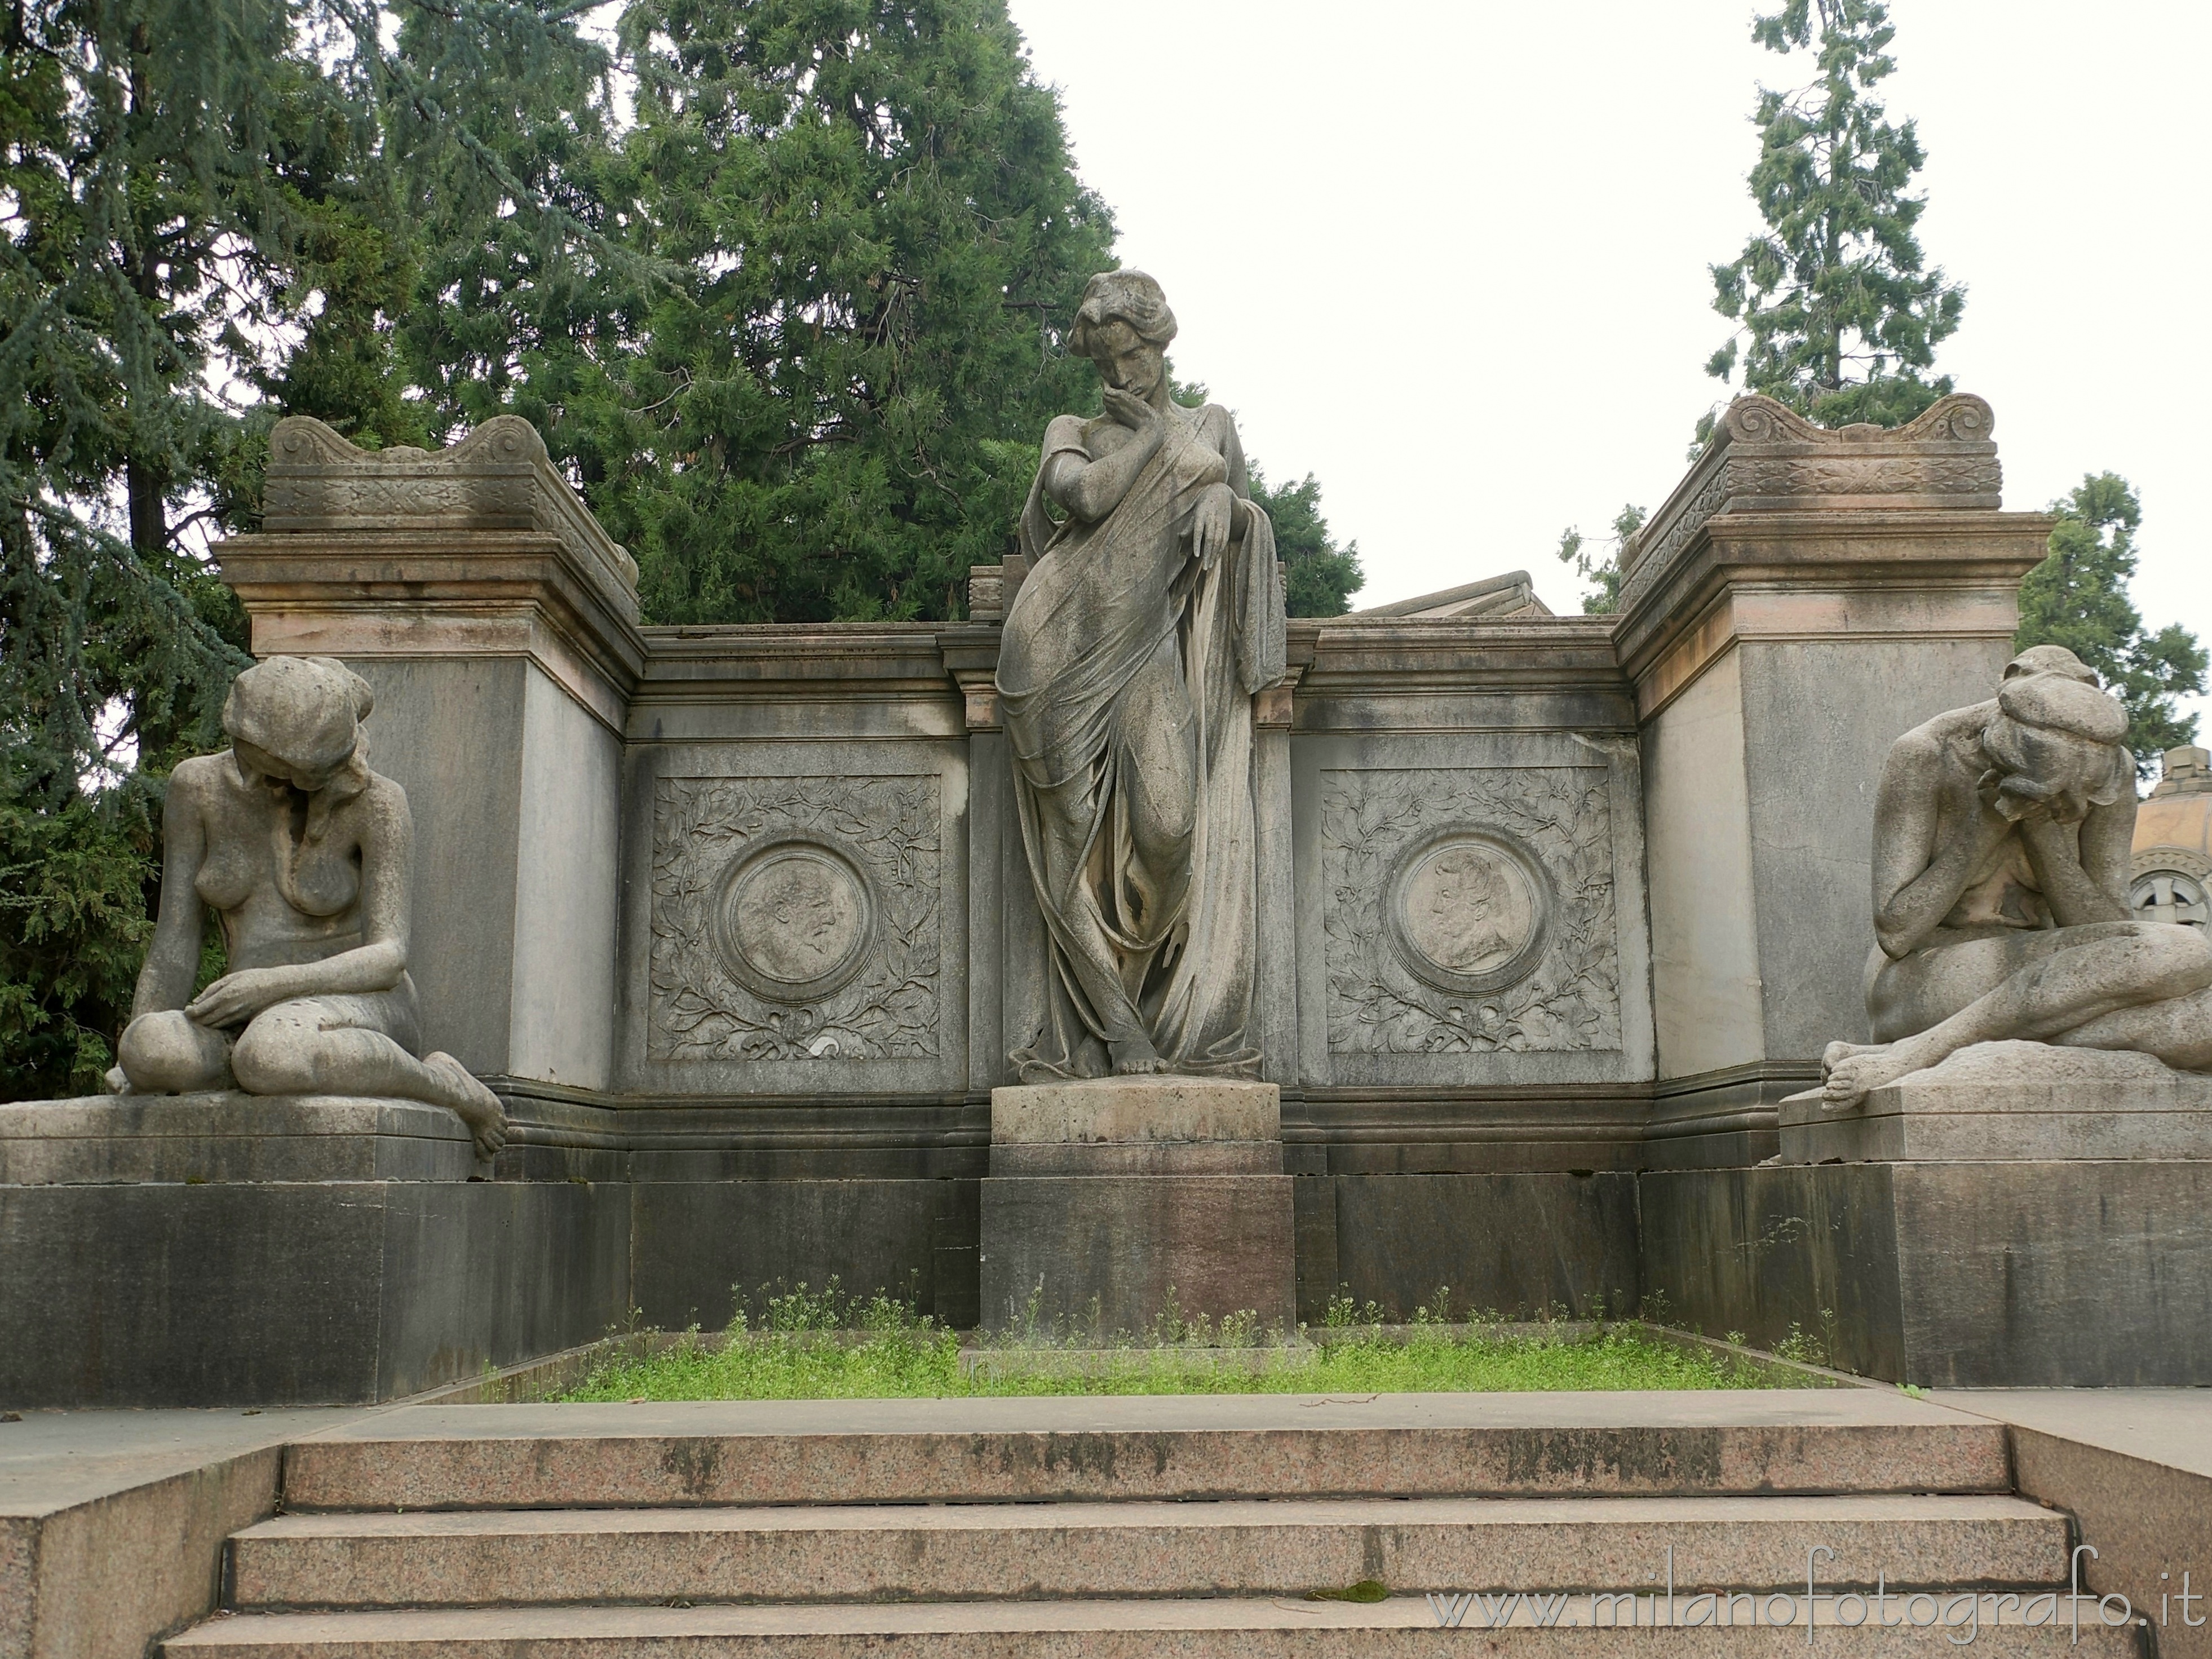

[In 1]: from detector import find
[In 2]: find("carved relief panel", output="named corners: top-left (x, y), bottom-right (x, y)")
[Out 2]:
top-left (649, 775), bottom-right (941, 1061)
top-left (1320, 766), bottom-right (1621, 1055)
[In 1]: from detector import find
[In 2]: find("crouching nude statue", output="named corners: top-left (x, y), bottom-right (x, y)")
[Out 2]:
top-left (1820, 644), bottom-right (2212, 1109)
top-left (109, 655), bottom-right (508, 1159)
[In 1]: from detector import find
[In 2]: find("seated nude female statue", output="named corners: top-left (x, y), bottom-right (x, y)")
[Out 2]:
top-left (109, 655), bottom-right (508, 1159)
top-left (1820, 644), bottom-right (2212, 1108)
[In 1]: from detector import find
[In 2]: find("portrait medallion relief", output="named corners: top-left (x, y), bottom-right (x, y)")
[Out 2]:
top-left (712, 839), bottom-right (876, 1004)
top-left (1386, 831), bottom-right (1551, 995)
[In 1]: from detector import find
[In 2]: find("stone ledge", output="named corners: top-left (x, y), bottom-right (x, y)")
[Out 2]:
top-left (1779, 1042), bottom-right (2212, 1164)
top-left (988, 1140), bottom-right (1282, 1176)
top-left (0, 1092), bottom-right (478, 1184)
top-left (990, 1077), bottom-right (1280, 1147)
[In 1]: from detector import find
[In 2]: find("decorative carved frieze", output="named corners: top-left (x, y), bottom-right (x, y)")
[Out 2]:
top-left (1320, 767), bottom-right (1621, 1055)
top-left (649, 774), bottom-right (942, 1062)
top-left (1618, 392), bottom-right (2002, 613)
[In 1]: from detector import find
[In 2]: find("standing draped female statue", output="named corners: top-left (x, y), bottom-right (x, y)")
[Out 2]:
top-left (996, 271), bottom-right (1285, 1079)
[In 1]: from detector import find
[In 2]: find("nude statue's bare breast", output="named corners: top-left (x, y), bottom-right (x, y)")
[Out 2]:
top-left (181, 755), bottom-right (370, 972)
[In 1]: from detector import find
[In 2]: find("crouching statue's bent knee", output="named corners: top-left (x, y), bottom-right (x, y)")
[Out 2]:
top-left (1819, 644), bottom-right (2212, 1111)
top-left (109, 654), bottom-right (507, 1160)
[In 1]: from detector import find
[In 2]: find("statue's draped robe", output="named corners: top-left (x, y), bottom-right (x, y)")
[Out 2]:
top-left (996, 401), bottom-right (1286, 1079)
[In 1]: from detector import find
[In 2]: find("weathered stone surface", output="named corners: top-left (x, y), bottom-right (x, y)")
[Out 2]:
top-left (0, 1093), bottom-right (474, 1184)
top-left (161, 1598), bottom-right (2150, 1654)
top-left (1643, 1160), bottom-right (2212, 1386)
top-left (990, 1077), bottom-right (1279, 1148)
top-left (256, 414), bottom-right (638, 613)
top-left (648, 773), bottom-right (944, 1063)
top-left (1781, 1042), bottom-right (2212, 1162)
top-left (0, 1180), bottom-right (628, 1406)
top-left (980, 1173), bottom-right (1295, 1335)
top-left (1317, 767), bottom-right (1621, 1058)
top-left (276, 1391), bottom-right (2016, 1510)
top-left (1322, 1171), bottom-right (1642, 1322)
top-left (629, 1177), bottom-right (976, 1331)
top-left (1966, 1391), bottom-right (2212, 1659)
top-left (1617, 393), bottom-right (2004, 617)
top-left (1619, 392), bottom-right (2052, 1106)
top-left (980, 1075), bottom-right (1294, 1331)
top-left (227, 1494), bottom-right (2065, 1609)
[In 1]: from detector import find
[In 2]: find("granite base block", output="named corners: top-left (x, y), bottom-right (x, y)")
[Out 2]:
top-left (0, 1178), bottom-right (629, 1407)
top-left (978, 1077), bottom-right (1295, 1333)
top-left (1640, 1159), bottom-right (2212, 1386)
top-left (979, 1172), bottom-right (1297, 1335)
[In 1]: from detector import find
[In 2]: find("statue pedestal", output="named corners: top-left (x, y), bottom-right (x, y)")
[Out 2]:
top-left (0, 1091), bottom-right (482, 1184)
top-left (1643, 1043), bottom-right (2212, 1386)
top-left (0, 1093), bottom-right (625, 1406)
top-left (1779, 1042), bottom-right (2212, 1164)
top-left (977, 1078), bottom-right (1295, 1335)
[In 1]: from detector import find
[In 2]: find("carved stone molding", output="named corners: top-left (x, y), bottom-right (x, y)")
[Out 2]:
top-left (259, 414), bottom-right (639, 602)
top-left (1618, 392), bottom-right (2003, 613)
top-left (1320, 767), bottom-right (1621, 1055)
top-left (649, 775), bottom-right (942, 1062)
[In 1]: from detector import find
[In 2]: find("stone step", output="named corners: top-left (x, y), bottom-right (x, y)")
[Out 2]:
top-left (276, 1393), bottom-right (2010, 1511)
top-left (165, 1598), bottom-right (2143, 1658)
top-left (228, 1494), bottom-right (2068, 1611)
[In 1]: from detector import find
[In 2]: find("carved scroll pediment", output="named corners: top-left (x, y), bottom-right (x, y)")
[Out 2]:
top-left (1618, 392), bottom-right (2003, 611)
top-left (258, 414), bottom-right (638, 595)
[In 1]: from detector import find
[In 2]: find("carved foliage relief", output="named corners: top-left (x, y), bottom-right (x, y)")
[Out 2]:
top-left (1320, 767), bottom-right (1620, 1055)
top-left (650, 775), bottom-right (941, 1062)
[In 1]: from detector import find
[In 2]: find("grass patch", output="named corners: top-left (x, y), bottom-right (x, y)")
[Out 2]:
top-left (559, 1284), bottom-right (1811, 1402)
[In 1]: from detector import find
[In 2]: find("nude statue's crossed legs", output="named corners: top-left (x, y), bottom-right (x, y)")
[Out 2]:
top-left (119, 1000), bottom-right (508, 1158)
top-left (1821, 922), bottom-right (2212, 1109)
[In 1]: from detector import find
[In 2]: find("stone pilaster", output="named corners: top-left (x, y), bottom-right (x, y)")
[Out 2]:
top-left (1615, 395), bottom-right (2053, 1161)
top-left (215, 417), bottom-right (644, 1095)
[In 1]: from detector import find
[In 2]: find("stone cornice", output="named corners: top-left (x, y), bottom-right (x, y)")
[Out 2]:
top-left (1618, 392), bottom-right (2003, 614)
top-left (218, 417), bottom-right (647, 731)
top-left (1291, 614), bottom-right (1629, 701)
top-left (218, 529), bottom-right (649, 733)
top-left (1616, 509), bottom-right (2056, 719)
top-left (260, 414), bottom-right (638, 608)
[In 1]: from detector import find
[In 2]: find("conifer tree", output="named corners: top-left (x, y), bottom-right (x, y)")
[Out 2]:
top-left (1553, 505), bottom-right (1646, 616)
top-left (2016, 475), bottom-right (2204, 773)
top-left (1702, 0), bottom-right (1963, 434)
top-left (589, 0), bottom-right (1119, 623)
top-left (1251, 467), bottom-right (1364, 618)
top-left (0, 0), bottom-right (618, 1095)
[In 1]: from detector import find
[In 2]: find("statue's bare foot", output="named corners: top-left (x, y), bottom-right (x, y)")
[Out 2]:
top-left (425, 1052), bottom-right (508, 1160)
top-left (1819, 1038), bottom-right (1933, 1113)
top-left (1109, 1037), bottom-right (1166, 1076)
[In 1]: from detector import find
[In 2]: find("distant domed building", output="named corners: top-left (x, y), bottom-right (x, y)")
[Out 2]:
top-left (2133, 745), bottom-right (2212, 928)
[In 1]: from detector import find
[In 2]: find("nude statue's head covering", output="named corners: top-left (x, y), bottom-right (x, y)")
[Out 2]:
top-left (1068, 269), bottom-right (1177, 360)
top-left (1982, 646), bottom-right (2131, 822)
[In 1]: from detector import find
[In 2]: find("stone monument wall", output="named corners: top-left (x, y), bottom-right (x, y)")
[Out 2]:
top-left (201, 398), bottom-right (2055, 1338)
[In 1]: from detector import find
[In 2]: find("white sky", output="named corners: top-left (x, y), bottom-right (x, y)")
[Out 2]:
top-left (1008, 0), bottom-right (2212, 734)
